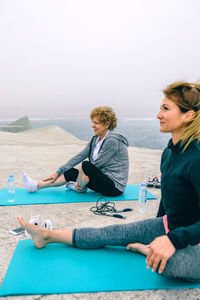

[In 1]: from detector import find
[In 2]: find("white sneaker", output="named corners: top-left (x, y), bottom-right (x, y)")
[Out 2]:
top-left (42, 219), bottom-right (53, 230)
top-left (25, 217), bottom-right (53, 239)
top-left (66, 181), bottom-right (76, 190)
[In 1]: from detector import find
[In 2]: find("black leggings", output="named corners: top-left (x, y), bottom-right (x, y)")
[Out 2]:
top-left (63, 161), bottom-right (123, 197)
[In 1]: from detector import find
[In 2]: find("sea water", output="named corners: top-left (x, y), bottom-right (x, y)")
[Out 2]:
top-left (0, 118), bottom-right (170, 150)
top-left (30, 118), bottom-right (170, 150)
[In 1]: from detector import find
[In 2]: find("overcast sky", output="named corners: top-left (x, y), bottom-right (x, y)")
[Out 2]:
top-left (0, 0), bottom-right (200, 119)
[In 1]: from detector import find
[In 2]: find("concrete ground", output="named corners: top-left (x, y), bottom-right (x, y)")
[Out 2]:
top-left (0, 126), bottom-right (199, 300)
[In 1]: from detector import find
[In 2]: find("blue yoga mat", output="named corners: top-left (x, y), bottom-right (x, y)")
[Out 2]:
top-left (0, 185), bottom-right (156, 206)
top-left (0, 239), bottom-right (199, 296)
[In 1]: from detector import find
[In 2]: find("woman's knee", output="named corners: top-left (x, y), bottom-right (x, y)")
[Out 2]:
top-left (64, 168), bottom-right (79, 182)
top-left (80, 161), bottom-right (93, 176)
top-left (162, 246), bottom-right (200, 282)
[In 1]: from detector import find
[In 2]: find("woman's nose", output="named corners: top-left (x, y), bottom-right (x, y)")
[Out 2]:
top-left (156, 110), bottom-right (162, 119)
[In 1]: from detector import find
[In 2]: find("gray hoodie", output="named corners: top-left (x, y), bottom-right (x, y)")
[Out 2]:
top-left (57, 130), bottom-right (129, 191)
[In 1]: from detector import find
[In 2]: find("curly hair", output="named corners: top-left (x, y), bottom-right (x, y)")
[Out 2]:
top-left (163, 81), bottom-right (200, 149)
top-left (90, 106), bottom-right (117, 130)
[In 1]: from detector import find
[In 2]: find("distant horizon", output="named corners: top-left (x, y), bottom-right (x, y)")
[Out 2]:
top-left (0, 114), bottom-right (158, 123)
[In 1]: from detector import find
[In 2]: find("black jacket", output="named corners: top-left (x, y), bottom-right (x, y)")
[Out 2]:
top-left (157, 139), bottom-right (200, 249)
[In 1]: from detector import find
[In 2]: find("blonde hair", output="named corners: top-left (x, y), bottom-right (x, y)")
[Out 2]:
top-left (90, 106), bottom-right (117, 130)
top-left (163, 81), bottom-right (200, 150)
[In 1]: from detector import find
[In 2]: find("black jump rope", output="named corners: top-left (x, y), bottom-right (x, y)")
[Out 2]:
top-left (90, 198), bottom-right (133, 219)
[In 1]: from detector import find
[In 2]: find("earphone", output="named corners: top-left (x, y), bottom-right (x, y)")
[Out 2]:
top-left (90, 198), bottom-right (133, 219)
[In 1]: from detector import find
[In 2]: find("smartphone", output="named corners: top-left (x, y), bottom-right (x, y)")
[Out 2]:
top-left (9, 227), bottom-right (25, 235)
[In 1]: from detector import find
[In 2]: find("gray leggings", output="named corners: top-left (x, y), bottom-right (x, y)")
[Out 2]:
top-left (73, 217), bottom-right (200, 282)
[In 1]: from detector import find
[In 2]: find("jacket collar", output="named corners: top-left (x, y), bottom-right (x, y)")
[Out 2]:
top-left (167, 138), bottom-right (184, 153)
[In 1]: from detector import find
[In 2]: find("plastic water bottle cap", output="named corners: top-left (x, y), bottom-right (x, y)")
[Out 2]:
top-left (9, 175), bottom-right (14, 178)
top-left (140, 182), bottom-right (146, 187)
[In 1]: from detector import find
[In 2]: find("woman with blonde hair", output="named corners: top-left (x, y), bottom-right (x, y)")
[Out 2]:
top-left (19, 81), bottom-right (200, 282)
top-left (23, 106), bottom-right (129, 197)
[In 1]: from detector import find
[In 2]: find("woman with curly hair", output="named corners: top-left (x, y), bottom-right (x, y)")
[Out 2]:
top-left (23, 106), bottom-right (129, 197)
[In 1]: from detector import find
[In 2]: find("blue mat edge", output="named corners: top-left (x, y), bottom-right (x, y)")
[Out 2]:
top-left (1, 284), bottom-right (199, 297)
top-left (0, 240), bottom-right (200, 297)
top-left (0, 185), bottom-right (157, 206)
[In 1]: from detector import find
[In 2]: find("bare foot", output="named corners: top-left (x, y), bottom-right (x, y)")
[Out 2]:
top-left (126, 242), bottom-right (150, 256)
top-left (17, 216), bottom-right (50, 249)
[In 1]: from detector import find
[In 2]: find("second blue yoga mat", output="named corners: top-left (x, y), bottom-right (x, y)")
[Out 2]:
top-left (0, 239), bottom-right (199, 297)
top-left (0, 185), bottom-right (156, 206)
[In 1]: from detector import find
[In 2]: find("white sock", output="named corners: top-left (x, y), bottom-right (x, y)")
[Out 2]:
top-left (66, 182), bottom-right (75, 190)
top-left (66, 181), bottom-right (87, 193)
top-left (22, 171), bottom-right (38, 193)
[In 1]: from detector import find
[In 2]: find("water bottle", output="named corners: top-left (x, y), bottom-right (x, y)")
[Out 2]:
top-left (138, 182), bottom-right (147, 212)
top-left (8, 175), bottom-right (15, 202)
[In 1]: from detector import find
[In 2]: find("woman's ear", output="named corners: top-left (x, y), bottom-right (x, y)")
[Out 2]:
top-left (106, 122), bottom-right (110, 129)
top-left (184, 110), bottom-right (195, 123)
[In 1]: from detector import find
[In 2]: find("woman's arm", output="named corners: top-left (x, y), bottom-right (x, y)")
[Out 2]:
top-left (168, 157), bottom-right (200, 249)
top-left (167, 220), bottom-right (200, 249)
top-left (146, 235), bottom-right (176, 273)
top-left (148, 154), bottom-right (200, 273)
top-left (148, 219), bottom-right (200, 273)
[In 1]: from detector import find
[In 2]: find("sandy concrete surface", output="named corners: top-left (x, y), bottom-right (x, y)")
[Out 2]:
top-left (0, 125), bottom-right (199, 300)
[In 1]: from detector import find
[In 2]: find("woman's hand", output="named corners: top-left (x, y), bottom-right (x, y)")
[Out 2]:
top-left (146, 235), bottom-right (175, 274)
top-left (43, 172), bottom-right (58, 183)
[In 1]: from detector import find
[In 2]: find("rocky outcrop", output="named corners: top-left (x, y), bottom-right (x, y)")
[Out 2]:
top-left (0, 116), bottom-right (32, 132)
